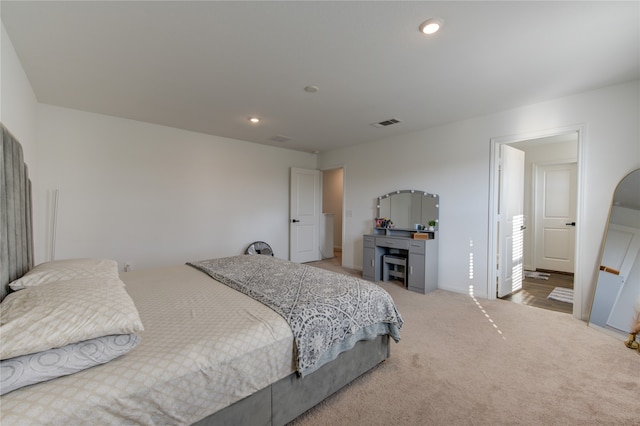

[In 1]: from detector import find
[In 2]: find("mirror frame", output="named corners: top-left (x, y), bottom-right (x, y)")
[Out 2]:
top-left (376, 190), bottom-right (439, 231)
top-left (589, 168), bottom-right (640, 337)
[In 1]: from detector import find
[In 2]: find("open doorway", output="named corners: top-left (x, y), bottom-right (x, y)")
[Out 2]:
top-left (321, 167), bottom-right (344, 263)
top-left (489, 128), bottom-right (582, 317)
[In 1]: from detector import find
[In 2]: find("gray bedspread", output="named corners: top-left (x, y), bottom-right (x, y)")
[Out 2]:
top-left (188, 255), bottom-right (403, 377)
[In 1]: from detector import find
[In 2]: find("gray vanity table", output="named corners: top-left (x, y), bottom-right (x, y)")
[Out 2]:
top-left (362, 191), bottom-right (439, 294)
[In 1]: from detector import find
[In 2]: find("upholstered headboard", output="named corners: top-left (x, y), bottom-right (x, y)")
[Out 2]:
top-left (1, 123), bottom-right (34, 300)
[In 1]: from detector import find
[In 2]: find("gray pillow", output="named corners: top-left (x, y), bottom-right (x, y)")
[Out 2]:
top-left (0, 334), bottom-right (140, 395)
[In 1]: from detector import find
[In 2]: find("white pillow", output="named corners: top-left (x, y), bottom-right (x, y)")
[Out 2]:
top-left (0, 277), bottom-right (144, 360)
top-left (9, 258), bottom-right (119, 291)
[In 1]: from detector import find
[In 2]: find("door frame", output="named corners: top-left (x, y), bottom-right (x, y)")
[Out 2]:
top-left (320, 162), bottom-right (347, 264)
top-left (487, 124), bottom-right (586, 319)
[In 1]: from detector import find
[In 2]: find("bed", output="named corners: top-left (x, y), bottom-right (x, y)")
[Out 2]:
top-left (0, 124), bottom-right (403, 425)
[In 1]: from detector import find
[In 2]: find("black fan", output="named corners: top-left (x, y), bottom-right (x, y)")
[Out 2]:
top-left (245, 241), bottom-right (274, 256)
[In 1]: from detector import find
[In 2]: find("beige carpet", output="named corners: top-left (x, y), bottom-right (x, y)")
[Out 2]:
top-left (289, 274), bottom-right (639, 425)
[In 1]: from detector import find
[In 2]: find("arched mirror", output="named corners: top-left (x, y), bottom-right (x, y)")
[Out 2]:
top-left (376, 190), bottom-right (439, 231)
top-left (589, 169), bottom-right (640, 344)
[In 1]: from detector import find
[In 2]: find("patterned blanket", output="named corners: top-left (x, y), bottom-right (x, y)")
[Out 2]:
top-left (188, 255), bottom-right (403, 377)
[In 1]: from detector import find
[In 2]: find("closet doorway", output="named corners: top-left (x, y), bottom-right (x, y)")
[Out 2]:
top-left (321, 167), bottom-right (344, 263)
top-left (489, 128), bottom-right (582, 318)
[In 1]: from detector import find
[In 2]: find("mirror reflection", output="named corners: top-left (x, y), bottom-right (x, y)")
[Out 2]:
top-left (589, 169), bottom-right (640, 347)
top-left (377, 190), bottom-right (439, 230)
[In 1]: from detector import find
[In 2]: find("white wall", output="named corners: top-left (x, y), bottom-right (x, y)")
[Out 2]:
top-left (1, 23), bottom-right (38, 176)
top-left (611, 206), bottom-right (640, 229)
top-left (4, 17), bottom-right (639, 320)
top-left (35, 104), bottom-right (316, 271)
top-left (319, 80), bottom-right (640, 319)
top-left (3, 26), bottom-right (317, 270)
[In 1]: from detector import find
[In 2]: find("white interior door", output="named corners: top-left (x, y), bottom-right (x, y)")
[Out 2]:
top-left (601, 224), bottom-right (640, 278)
top-left (534, 163), bottom-right (577, 273)
top-left (290, 168), bottom-right (321, 263)
top-left (497, 145), bottom-right (525, 297)
top-left (606, 241), bottom-right (640, 333)
top-left (590, 223), bottom-right (640, 332)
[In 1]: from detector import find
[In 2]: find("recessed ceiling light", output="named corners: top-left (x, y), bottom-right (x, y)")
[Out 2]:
top-left (248, 117), bottom-right (260, 124)
top-left (419, 18), bottom-right (443, 35)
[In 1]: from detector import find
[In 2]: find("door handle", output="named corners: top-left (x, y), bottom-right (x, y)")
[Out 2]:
top-left (292, 219), bottom-right (300, 223)
top-left (565, 222), bottom-right (576, 226)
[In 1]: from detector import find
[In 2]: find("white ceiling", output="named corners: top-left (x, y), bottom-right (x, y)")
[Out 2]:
top-left (2, 1), bottom-right (639, 153)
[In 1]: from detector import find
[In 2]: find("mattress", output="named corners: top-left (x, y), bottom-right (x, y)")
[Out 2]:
top-left (0, 265), bottom-right (295, 425)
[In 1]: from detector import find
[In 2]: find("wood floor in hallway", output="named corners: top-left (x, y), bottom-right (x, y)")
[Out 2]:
top-left (500, 271), bottom-right (574, 314)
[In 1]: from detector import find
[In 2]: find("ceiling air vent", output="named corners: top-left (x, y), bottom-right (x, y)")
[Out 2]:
top-left (269, 134), bottom-right (293, 143)
top-left (371, 118), bottom-right (402, 128)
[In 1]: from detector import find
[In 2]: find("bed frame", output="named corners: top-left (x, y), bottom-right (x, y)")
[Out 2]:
top-left (195, 334), bottom-right (389, 426)
top-left (0, 123), bottom-right (391, 425)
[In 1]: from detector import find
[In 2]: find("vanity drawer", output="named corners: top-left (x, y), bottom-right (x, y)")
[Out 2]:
top-left (409, 240), bottom-right (426, 254)
top-left (363, 235), bottom-right (376, 248)
top-left (375, 237), bottom-right (409, 250)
